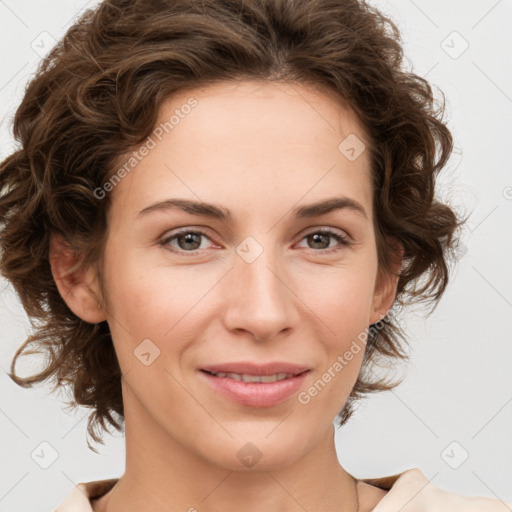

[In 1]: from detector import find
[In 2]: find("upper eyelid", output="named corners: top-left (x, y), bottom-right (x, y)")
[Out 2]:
top-left (162, 225), bottom-right (350, 238)
top-left (161, 226), bottom-right (352, 248)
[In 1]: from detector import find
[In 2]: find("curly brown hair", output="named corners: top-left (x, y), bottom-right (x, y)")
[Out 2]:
top-left (0, 0), bottom-right (463, 451)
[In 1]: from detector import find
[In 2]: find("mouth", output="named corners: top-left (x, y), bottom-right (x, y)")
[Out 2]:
top-left (201, 370), bottom-right (305, 383)
top-left (200, 361), bottom-right (310, 377)
top-left (198, 362), bottom-right (311, 407)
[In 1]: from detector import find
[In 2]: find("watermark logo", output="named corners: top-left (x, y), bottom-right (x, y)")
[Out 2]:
top-left (297, 337), bottom-right (365, 405)
top-left (31, 31), bottom-right (57, 58)
top-left (441, 31), bottom-right (469, 60)
top-left (134, 338), bottom-right (161, 366)
top-left (338, 134), bottom-right (366, 162)
top-left (297, 305), bottom-right (400, 405)
top-left (236, 236), bottom-right (264, 264)
top-left (93, 97), bottom-right (198, 200)
top-left (237, 442), bottom-right (262, 468)
top-left (31, 441), bottom-right (59, 469)
top-left (441, 441), bottom-right (469, 469)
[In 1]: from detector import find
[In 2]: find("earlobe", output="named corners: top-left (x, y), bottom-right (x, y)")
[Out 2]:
top-left (370, 239), bottom-right (403, 325)
top-left (49, 234), bottom-right (107, 324)
top-left (370, 273), bottom-right (399, 325)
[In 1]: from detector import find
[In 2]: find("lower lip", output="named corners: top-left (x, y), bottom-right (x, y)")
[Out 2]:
top-left (199, 370), bottom-right (310, 408)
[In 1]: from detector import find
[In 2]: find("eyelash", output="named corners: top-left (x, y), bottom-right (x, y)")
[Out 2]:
top-left (159, 228), bottom-right (353, 256)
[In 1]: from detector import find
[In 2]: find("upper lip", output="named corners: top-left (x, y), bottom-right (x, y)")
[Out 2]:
top-left (200, 362), bottom-right (310, 376)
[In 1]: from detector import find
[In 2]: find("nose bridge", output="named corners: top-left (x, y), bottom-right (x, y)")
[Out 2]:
top-left (223, 235), bottom-right (298, 341)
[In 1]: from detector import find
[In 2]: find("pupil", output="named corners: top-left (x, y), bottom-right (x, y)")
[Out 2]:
top-left (179, 233), bottom-right (201, 250)
top-left (310, 233), bottom-right (329, 249)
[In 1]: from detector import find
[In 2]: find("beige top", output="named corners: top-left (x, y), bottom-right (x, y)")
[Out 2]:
top-left (53, 471), bottom-right (509, 511)
top-left (54, 475), bottom-right (400, 511)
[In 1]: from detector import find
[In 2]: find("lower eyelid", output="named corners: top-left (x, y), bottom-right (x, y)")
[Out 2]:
top-left (161, 230), bottom-right (214, 251)
top-left (160, 229), bottom-right (351, 254)
top-left (298, 230), bottom-right (351, 249)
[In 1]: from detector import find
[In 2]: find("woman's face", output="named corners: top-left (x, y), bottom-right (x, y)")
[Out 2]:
top-left (97, 79), bottom-right (394, 471)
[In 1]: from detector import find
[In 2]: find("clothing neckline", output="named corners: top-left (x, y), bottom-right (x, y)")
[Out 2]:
top-left (56, 473), bottom-right (400, 510)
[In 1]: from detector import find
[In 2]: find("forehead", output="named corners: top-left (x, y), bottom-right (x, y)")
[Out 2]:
top-left (109, 79), bottom-right (373, 222)
top-left (160, 79), bottom-right (368, 154)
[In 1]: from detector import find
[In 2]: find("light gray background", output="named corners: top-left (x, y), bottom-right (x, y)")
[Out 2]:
top-left (0, 1), bottom-right (511, 511)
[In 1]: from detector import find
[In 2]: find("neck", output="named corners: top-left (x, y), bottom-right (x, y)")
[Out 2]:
top-left (94, 389), bottom-right (360, 512)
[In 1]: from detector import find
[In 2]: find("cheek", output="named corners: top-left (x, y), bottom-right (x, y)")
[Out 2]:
top-left (103, 256), bottom-right (223, 353)
top-left (295, 261), bottom-right (376, 337)
top-left (297, 340), bottom-right (366, 425)
top-left (295, 265), bottom-right (375, 398)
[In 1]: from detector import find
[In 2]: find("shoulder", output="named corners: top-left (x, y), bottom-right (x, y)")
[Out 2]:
top-left (356, 480), bottom-right (388, 512)
top-left (54, 478), bottom-right (118, 511)
top-left (357, 468), bottom-right (511, 512)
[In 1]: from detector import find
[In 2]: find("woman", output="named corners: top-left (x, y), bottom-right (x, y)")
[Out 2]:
top-left (0, 0), bottom-right (508, 510)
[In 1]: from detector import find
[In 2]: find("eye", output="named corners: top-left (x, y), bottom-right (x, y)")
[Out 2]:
top-left (159, 227), bottom-right (353, 256)
top-left (296, 228), bottom-right (352, 254)
top-left (159, 229), bottom-right (216, 255)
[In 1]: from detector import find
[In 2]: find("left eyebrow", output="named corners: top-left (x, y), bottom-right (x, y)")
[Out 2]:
top-left (136, 196), bottom-right (368, 221)
top-left (292, 197), bottom-right (368, 221)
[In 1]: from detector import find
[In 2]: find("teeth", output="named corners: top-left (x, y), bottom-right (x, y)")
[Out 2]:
top-left (211, 372), bottom-right (295, 382)
top-left (241, 374), bottom-right (262, 383)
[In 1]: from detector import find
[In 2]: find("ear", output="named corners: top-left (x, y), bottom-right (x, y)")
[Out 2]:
top-left (369, 238), bottom-right (403, 325)
top-left (49, 234), bottom-right (107, 324)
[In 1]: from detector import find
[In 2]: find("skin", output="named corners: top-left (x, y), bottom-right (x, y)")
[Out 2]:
top-left (50, 79), bottom-right (401, 511)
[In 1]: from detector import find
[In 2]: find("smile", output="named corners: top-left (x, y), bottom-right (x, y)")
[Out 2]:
top-left (205, 371), bottom-right (296, 383)
top-left (199, 368), bottom-right (310, 408)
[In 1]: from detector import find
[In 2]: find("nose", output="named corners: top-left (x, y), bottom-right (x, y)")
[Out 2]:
top-left (221, 243), bottom-right (300, 343)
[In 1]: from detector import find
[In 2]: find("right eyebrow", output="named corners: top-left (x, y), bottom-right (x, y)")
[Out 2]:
top-left (137, 198), bottom-right (231, 221)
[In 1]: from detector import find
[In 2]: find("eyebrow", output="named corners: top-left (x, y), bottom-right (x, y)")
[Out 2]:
top-left (136, 196), bottom-right (368, 221)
